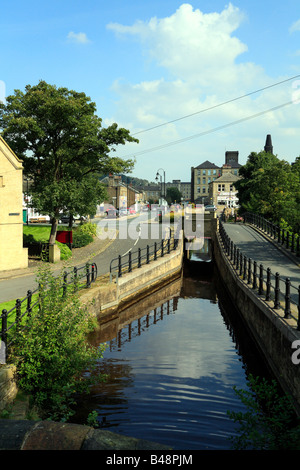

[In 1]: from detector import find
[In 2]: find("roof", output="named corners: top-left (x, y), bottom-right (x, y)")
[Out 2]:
top-left (211, 173), bottom-right (241, 183)
top-left (194, 160), bottom-right (220, 169)
top-left (0, 135), bottom-right (23, 169)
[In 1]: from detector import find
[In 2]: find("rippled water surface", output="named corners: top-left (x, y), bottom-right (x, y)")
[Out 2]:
top-left (74, 267), bottom-right (271, 450)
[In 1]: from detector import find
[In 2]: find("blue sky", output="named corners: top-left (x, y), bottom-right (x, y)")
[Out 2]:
top-left (1, 1), bottom-right (300, 182)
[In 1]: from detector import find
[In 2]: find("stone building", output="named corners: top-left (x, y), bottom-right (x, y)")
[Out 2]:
top-left (208, 172), bottom-right (241, 208)
top-left (0, 136), bottom-right (28, 272)
top-left (191, 161), bottom-right (221, 204)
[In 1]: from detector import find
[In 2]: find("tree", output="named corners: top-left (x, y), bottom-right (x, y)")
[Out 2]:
top-left (235, 151), bottom-right (300, 231)
top-left (0, 81), bottom-right (138, 243)
top-left (166, 187), bottom-right (182, 204)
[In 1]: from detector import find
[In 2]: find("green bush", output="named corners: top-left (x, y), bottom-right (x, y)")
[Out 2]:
top-left (55, 241), bottom-right (72, 260)
top-left (76, 222), bottom-right (97, 237)
top-left (227, 374), bottom-right (300, 450)
top-left (10, 267), bottom-right (106, 421)
top-left (72, 230), bottom-right (94, 248)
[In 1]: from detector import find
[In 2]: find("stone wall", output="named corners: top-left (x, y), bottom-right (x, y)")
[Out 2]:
top-left (0, 365), bottom-right (17, 412)
top-left (212, 222), bottom-right (300, 413)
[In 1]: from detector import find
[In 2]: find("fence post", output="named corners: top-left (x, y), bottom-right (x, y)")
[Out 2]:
top-left (146, 245), bottom-right (150, 264)
top-left (258, 264), bottom-right (264, 295)
top-left (118, 255), bottom-right (122, 278)
top-left (161, 240), bottom-right (164, 257)
top-left (239, 252), bottom-right (243, 276)
top-left (73, 267), bottom-right (78, 292)
top-left (86, 263), bottom-right (91, 288)
top-left (1, 309), bottom-right (7, 363)
top-left (274, 272), bottom-right (280, 309)
top-left (253, 261), bottom-right (257, 289)
top-left (63, 271), bottom-right (68, 296)
top-left (242, 255), bottom-right (247, 280)
top-left (248, 258), bottom-right (252, 284)
top-left (91, 263), bottom-right (95, 282)
top-left (128, 251), bottom-right (132, 272)
top-left (284, 278), bottom-right (291, 319)
top-left (27, 290), bottom-right (32, 317)
top-left (266, 268), bottom-right (271, 301)
top-left (138, 248), bottom-right (141, 268)
top-left (16, 299), bottom-right (21, 331)
top-left (154, 242), bottom-right (157, 260)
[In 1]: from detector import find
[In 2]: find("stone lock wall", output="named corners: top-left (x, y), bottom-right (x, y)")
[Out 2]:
top-left (212, 225), bottom-right (300, 414)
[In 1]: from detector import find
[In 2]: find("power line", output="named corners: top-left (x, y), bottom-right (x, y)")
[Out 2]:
top-left (121, 100), bottom-right (294, 158)
top-left (131, 74), bottom-right (300, 136)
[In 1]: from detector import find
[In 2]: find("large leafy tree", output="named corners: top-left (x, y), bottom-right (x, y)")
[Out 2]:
top-left (235, 151), bottom-right (300, 232)
top-left (0, 81), bottom-right (138, 243)
top-left (166, 187), bottom-right (182, 204)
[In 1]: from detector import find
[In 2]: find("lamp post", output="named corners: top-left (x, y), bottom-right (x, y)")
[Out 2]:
top-left (155, 168), bottom-right (166, 204)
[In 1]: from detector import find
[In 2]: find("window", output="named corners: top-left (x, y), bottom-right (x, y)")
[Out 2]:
top-left (202, 170), bottom-right (206, 175)
top-left (202, 177), bottom-right (206, 184)
top-left (213, 169), bottom-right (217, 175)
top-left (208, 169), bottom-right (211, 175)
top-left (202, 187), bottom-right (206, 193)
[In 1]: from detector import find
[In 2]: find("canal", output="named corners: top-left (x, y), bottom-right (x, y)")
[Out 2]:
top-left (72, 253), bottom-right (273, 450)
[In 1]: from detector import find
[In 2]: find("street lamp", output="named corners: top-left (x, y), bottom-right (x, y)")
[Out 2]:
top-left (155, 168), bottom-right (166, 203)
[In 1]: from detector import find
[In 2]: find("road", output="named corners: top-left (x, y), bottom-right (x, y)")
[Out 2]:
top-left (0, 211), bottom-right (172, 303)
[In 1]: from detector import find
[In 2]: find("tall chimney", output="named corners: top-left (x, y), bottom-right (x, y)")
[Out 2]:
top-left (264, 134), bottom-right (273, 154)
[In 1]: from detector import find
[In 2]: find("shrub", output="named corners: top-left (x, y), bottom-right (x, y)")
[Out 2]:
top-left (10, 267), bottom-right (106, 421)
top-left (72, 230), bottom-right (94, 248)
top-left (76, 222), bottom-right (97, 237)
top-left (227, 374), bottom-right (300, 450)
top-left (55, 241), bottom-right (72, 260)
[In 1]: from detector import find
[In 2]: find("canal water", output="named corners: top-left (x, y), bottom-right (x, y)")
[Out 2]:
top-left (72, 255), bottom-right (273, 450)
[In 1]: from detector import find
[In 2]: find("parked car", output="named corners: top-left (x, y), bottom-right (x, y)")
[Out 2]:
top-left (205, 205), bottom-right (217, 211)
top-left (119, 208), bottom-right (128, 216)
top-left (59, 213), bottom-right (87, 224)
top-left (106, 208), bottom-right (119, 218)
top-left (128, 207), bottom-right (136, 214)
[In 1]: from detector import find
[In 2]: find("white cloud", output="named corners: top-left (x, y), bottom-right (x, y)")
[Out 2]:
top-left (67, 31), bottom-right (91, 44)
top-left (289, 19), bottom-right (300, 33)
top-left (106, 3), bottom-right (299, 179)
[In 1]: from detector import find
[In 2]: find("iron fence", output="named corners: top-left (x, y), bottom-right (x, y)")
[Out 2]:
top-left (219, 221), bottom-right (300, 330)
top-left (110, 231), bottom-right (179, 280)
top-left (0, 262), bottom-right (97, 363)
top-left (243, 212), bottom-right (300, 257)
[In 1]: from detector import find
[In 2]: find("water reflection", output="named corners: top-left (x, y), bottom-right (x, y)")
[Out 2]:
top-left (73, 264), bottom-right (272, 450)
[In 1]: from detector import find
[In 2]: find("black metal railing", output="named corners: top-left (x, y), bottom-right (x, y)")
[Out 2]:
top-left (219, 221), bottom-right (300, 330)
top-left (0, 262), bottom-right (97, 363)
top-left (110, 231), bottom-right (179, 280)
top-left (243, 212), bottom-right (300, 257)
